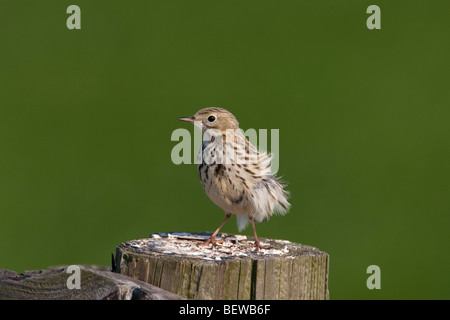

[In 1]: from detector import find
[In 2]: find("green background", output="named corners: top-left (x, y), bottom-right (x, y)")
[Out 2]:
top-left (0, 1), bottom-right (449, 299)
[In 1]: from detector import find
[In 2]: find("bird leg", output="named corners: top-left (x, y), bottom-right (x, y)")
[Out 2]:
top-left (250, 217), bottom-right (261, 250)
top-left (204, 213), bottom-right (232, 246)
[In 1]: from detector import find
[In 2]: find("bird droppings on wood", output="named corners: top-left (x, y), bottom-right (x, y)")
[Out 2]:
top-left (120, 232), bottom-right (316, 261)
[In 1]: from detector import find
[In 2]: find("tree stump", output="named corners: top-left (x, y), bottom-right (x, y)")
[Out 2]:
top-left (115, 232), bottom-right (329, 300)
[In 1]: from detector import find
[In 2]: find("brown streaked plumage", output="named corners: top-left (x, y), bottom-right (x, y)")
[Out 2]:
top-left (179, 107), bottom-right (290, 250)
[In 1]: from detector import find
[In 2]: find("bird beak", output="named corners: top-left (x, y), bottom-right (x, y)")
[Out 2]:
top-left (179, 116), bottom-right (195, 123)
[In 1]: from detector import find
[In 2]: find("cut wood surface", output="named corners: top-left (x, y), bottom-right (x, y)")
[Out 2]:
top-left (115, 232), bottom-right (330, 300)
top-left (0, 265), bottom-right (184, 300)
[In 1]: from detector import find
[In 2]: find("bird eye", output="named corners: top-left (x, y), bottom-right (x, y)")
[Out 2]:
top-left (208, 115), bottom-right (216, 122)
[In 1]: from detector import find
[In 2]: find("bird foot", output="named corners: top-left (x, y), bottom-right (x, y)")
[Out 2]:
top-left (202, 235), bottom-right (218, 247)
top-left (242, 241), bottom-right (262, 251)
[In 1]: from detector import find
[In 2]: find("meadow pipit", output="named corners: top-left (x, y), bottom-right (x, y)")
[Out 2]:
top-left (179, 107), bottom-right (290, 250)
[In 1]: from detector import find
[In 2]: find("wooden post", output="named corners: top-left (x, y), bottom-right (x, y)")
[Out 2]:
top-left (0, 265), bottom-right (184, 300)
top-left (115, 232), bottom-right (330, 300)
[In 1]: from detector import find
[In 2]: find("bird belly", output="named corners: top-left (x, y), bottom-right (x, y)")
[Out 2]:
top-left (199, 164), bottom-right (249, 215)
top-left (205, 182), bottom-right (249, 215)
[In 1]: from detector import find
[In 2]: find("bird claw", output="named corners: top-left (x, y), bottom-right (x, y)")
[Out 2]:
top-left (202, 237), bottom-right (227, 249)
top-left (202, 236), bottom-right (216, 247)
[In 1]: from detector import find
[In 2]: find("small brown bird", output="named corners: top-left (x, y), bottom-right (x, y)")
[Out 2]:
top-left (179, 107), bottom-right (290, 249)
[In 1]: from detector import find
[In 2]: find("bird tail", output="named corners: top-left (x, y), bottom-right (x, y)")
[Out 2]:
top-left (236, 215), bottom-right (249, 232)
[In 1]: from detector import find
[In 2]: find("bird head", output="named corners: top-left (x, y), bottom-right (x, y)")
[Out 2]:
top-left (179, 107), bottom-right (239, 133)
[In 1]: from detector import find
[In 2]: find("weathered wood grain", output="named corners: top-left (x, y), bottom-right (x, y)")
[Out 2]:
top-left (0, 265), bottom-right (184, 300)
top-left (115, 232), bottom-right (330, 300)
